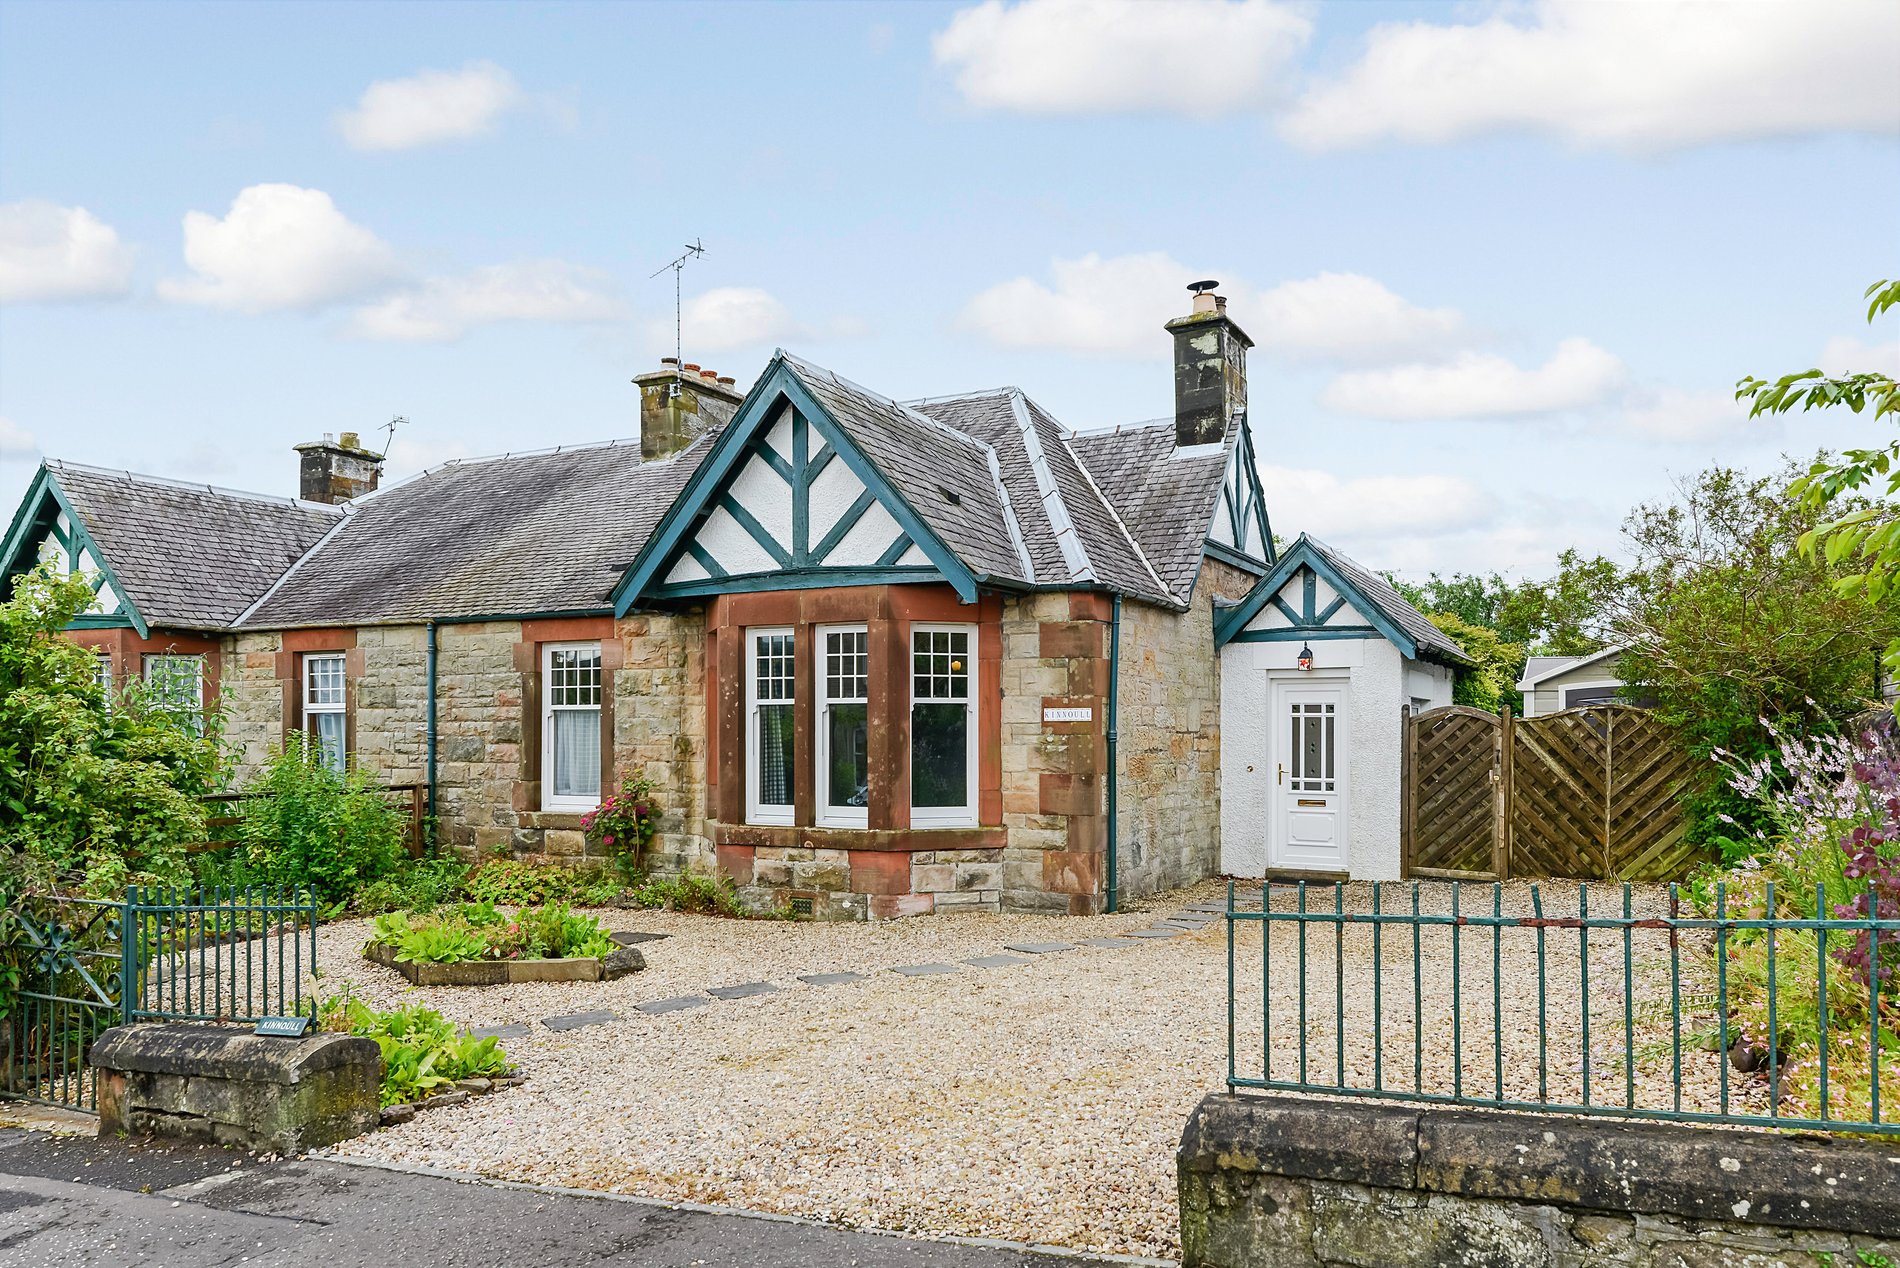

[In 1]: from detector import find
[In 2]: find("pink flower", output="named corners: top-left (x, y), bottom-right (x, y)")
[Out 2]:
top-left (604, 835), bottom-right (615, 846)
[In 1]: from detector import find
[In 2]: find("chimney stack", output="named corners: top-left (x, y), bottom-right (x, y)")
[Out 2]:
top-left (294, 430), bottom-right (384, 504)
top-left (633, 359), bottom-right (746, 461)
top-left (1165, 281), bottom-right (1252, 450)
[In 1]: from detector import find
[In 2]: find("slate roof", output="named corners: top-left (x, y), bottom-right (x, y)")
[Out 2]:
top-left (43, 461), bottom-right (342, 630)
top-left (1301, 535), bottom-right (1472, 665)
top-left (1065, 412), bottom-right (1237, 600)
top-left (241, 435), bottom-right (712, 627)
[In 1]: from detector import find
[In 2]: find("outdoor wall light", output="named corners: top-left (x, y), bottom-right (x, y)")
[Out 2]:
top-left (1296, 643), bottom-right (1314, 671)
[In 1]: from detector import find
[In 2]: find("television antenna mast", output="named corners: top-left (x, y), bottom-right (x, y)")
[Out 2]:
top-left (375, 415), bottom-right (407, 460)
top-left (649, 239), bottom-right (706, 395)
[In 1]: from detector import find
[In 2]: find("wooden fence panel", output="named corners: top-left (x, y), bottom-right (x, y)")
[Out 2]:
top-left (1407, 707), bottom-right (1502, 876)
top-left (1404, 703), bottom-right (1705, 882)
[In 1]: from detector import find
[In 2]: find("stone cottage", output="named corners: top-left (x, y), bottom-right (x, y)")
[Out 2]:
top-left (4, 289), bottom-right (1467, 916)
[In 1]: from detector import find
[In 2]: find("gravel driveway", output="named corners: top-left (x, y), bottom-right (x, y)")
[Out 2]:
top-left (310, 879), bottom-right (1740, 1260)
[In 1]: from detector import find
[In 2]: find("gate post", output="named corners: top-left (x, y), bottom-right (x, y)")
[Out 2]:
top-left (1400, 706), bottom-right (1416, 878)
top-left (1494, 709), bottom-right (1512, 881)
top-left (120, 885), bottom-right (138, 1026)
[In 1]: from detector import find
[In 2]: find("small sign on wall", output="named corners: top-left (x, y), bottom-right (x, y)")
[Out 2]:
top-left (255, 1015), bottom-right (313, 1038)
top-left (1043, 706), bottom-right (1093, 723)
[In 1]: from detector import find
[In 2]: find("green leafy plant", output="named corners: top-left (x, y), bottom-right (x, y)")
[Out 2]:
top-left (351, 854), bottom-right (469, 914)
top-left (0, 563), bottom-right (223, 889)
top-left (235, 734), bottom-right (408, 905)
top-left (319, 991), bottom-right (510, 1107)
top-left (627, 870), bottom-right (743, 916)
top-left (461, 858), bottom-right (623, 906)
top-left (366, 901), bottom-right (618, 963)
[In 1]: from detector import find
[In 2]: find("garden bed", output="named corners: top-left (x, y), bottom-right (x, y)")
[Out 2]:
top-left (365, 940), bottom-right (636, 985)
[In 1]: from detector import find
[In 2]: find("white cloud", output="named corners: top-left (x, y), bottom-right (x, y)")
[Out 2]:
top-left (158, 184), bottom-right (400, 314)
top-left (1261, 464), bottom-right (1495, 539)
top-left (1321, 338), bottom-right (1626, 420)
top-left (934, 0), bottom-right (1310, 116)
top-left (677, 287), bottom-right (807, 353)
top-left (1253, 272), bottom-right (1465, 364)
top-left (0, 201), bottom-right (135, 303)
top-left (351, 259), bottom-right (624, 342)
top-left (1615, 386), bottom-right (1754, 444)
top-left (337, 61), bottom-right (524, 152)
top-left (0, 415), bottom-right (40, 458)
top-left (1818, 333), bottom-right (1900, 378)
top-left (960, 252), bottom-right (1226, 358)
top-left (1282, 0), bottom-right (1900, 151)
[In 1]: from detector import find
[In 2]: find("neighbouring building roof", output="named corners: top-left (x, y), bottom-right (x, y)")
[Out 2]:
top-left (240, 435), bottom-right (713, 627)
top-left (1516, 644), bottom-right (1627, 691)
top-left (4, 461), bottom-right (342, 631)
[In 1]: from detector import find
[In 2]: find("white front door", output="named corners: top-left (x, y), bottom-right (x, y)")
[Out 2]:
top-left (1270, 680), bottom-right (1348, 872)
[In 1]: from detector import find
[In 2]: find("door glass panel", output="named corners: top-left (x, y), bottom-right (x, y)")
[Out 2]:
top-left (1289, 700), bottom-right (1336, 793)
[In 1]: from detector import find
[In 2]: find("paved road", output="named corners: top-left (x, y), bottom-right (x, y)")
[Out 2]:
top-left (0, 1130), bottom-right (1146, 1268)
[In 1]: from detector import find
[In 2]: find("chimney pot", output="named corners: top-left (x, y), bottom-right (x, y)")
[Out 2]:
top-left (294, 433), bottom-right (385, 504)
top-left (717, 376), bottom-right (736, 387)
top-left (682, 362), bottom-right (701, 374)
top-left (1165, 287), bottom-right (1252, 450)
top-left (660, 356), bottom-right (679, 368)
top-left (699, 368), bottom-right (717, 381)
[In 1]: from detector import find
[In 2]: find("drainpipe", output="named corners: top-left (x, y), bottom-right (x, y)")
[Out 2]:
top-left (425, 620), bottom-right (439, 837)
top-left (1106, 593), bottom-right (1122, 914)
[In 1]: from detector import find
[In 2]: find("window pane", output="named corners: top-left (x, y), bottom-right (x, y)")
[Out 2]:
top-left (548, 646), bottom-right (602, 707)
top-left (755, 633), bottom-right (794, 701)
top-left (314, 711), bottom-right (347, 774)
top-left (911, 703), bottom-right (968, 808)
top-left (911, 629), bottom-right (969, 700)
top-left (552, 707), bottom-right (601, 799)
top-left (827, 702), bottom-right (868, 808)
top-left (758, 702), bottom-right (793, 806)
top-left (825, 631), bottom-right (868, 701)
top-left (305, 654), bottom-right (346, 706)
top-left (144, 655), bottom-right (203, 732)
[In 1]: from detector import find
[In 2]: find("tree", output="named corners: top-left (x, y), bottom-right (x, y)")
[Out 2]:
top-left (1738, 278), bottom-right (1900, 697)
top-left (1424, 612), bottom-right (1525, 714)
top-left (0, 564), bottom-right (222, 889)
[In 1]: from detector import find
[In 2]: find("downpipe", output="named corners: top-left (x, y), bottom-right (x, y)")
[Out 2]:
top-left (1107, 593), bottom-right (1121, 914)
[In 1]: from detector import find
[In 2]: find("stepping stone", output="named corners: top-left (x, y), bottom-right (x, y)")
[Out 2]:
top-left (611, 931), bottom-right (670, 946)
top-left (798, 972), bottom-right (868, 987)
top-left (634, 996), bottom-right (709, 1015)
top-left (465, 1022), bottom-right (530, 1041)
top-left (891, 962), bottom-right (960, 976)
top-left (707, 981), bottom-right (777, 1001)
top-left (962, 954), bottom-right (1029, 969)
top-left (1185, 902), bottom-right (1231, 912)
top-left (1004, 942), bottom-right (1075, 955)
top-left (1157, 918), bottom-right (1212, 930)
top-left (542, 1009), bottom-right (618, 1032)
top-left (1123, 929), bottom-right (1181, 939)
top-left (1080, 937), bottom-right (1141, 949)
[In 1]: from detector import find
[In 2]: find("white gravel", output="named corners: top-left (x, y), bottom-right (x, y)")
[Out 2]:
top-left (308, 879), bottom-right (1745, 1260)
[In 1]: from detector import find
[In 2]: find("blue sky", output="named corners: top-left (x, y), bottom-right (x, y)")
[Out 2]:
top-left (2, 0), bottom-right (1896, 579)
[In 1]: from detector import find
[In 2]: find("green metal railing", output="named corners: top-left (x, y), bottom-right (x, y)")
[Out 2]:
top-left (1225, 879), bottom-right (1900, 1135)
top-left (5, 886), bottom-right (318, 1111)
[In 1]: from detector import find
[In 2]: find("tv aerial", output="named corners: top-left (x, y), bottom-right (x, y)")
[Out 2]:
top-left (650, 239), bottom-right (706, 394)
top-left (375, 415), bottom-right (407, 460)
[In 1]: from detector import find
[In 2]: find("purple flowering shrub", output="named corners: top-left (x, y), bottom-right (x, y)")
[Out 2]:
top-left (1706, 713), bottom-right (1900, 1122)
top-left (580, 769), bottom-right (660, 865)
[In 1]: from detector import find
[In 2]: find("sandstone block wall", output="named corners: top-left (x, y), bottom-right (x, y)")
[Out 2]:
top-left (1179, 1093), bottom-right (1900, 1268)
top-left (1113, 558), bottom-right (1257, 902)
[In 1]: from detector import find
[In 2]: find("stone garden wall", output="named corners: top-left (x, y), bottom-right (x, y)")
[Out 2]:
top-left (1178, 1092), bottom-right (1900, 1268)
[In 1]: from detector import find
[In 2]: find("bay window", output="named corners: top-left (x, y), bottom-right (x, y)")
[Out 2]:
top-left (543, 642), bottom-right (602, 810)
top-left (910, 625), bottom-right (977, 826)
top-left (303, 652), bottom-right (347, 773)
top-left (817, 626), bottom-right (869, 827)
top-left (747, 628), bottom-right (796, 825)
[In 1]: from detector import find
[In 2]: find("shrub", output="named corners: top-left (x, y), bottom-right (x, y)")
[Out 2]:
top-left (234, 735), bottom-right (407, 905)
top-left (352, 855), bottom-right (469, 914)
top-left (319, 992), bottom-right (509, 1107)
top-left (1, 563), bottom-right (223, 889)
top-left (461, 858), bottom-right (622, 907)
top-left (581, 771), bottom-right (660, 869)
top-left (627, 870), bottom-right (743, 916)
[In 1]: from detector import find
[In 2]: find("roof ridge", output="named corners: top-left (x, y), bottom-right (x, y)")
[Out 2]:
top-left (232, 503), bottom-right (359, 627)
top-left (45, 459), bottom-right (344, 516)
top-left (776, 350), bottom-right (996, 458)
top-left (1007, 389), bottom-right (1093, 585)
top-left (1059, 431), bottom-right (1173, 604)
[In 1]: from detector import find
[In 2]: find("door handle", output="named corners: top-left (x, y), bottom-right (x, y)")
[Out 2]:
top-left (1276, 764), bottom-right (1285, 786)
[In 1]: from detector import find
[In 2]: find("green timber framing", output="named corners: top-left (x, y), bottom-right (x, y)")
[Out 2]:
top-left (613, 355), bottom-right (994, 610)
top-left (1208, 417), bottom-right (1274, 572)
top-left (1214, 535), bottom-right (1422, 653)
top-left (0, 464), bottom-right (149, 635)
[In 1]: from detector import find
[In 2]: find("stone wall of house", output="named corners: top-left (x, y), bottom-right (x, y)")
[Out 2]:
top-left (221, 631), bottom-right (283, 776)
top-left (1114, 558), bottom-right (1259, 903)
top-left (351, 625), bottom-right (429, 787)
top-left (999, 591), bottom-right (1111, 916)
top-left (613, 611), bottom-right (712, 873)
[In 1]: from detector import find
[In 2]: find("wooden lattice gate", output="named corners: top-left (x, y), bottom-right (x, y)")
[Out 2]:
top-left (1402, 704), bottom-right (1703, 881)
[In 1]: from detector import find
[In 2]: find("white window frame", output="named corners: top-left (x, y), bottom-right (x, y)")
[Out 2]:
top-left (142, 654), bottom-right (204, 730)
top-left (909, 622), bottom-right (978, 828)
top-left (541, 641), bottom-right (603, 813)
top-left (303, 652), bottom-right (348, 774)
top-left (815, 624), bottom-right (870, 829)
top-left (95, 654), bottom-right (113, 705)
top-left (746, 627), bottom-right (796, 826)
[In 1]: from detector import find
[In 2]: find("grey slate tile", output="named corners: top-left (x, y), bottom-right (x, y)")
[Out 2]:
top-left (890, 962), bottom-right (960, 976)
top-left (542, 1009), bottom-right (619, 1031)
top-left (1003, 942), bottom-right (1075, 955)
top-left (706, 982), bottom-right (777, 1000)
top-left (633, 996), bottom-right (709, 1015)
top-left (465, 1022), bottom-right (531, 1040)
top-left (798, 972), bottom-right (868, 987)
top-left (961, 954), bottom-right (1030, 969)
top-left (1079, 937), bottom-right (1141, 949)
